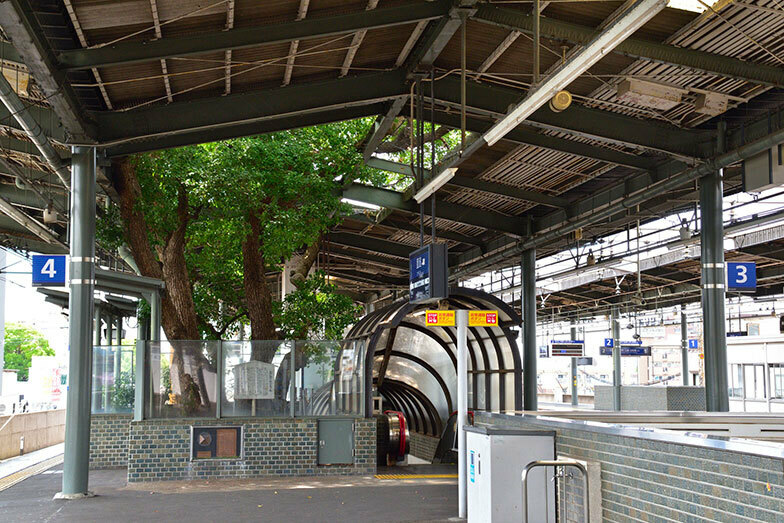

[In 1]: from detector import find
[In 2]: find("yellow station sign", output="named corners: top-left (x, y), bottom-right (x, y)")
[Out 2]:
top-left (425, 310), bottom-right (456, 326)
top-left (468, 310), bottom-right (499, 327)
top-left (424, 310), bottom-right (499, 327)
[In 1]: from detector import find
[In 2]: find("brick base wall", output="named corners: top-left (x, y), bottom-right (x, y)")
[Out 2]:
top-left (476, 412), bottom-right (784, 522)
top-left (127, 417), bottom-right (376, 482)
top-left (90, 414), bottom-right (133, 469)
top-left (409, 431), bottom-right (439, 462)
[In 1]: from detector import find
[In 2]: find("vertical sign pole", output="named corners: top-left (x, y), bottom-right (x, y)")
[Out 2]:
top-left (681, 305), bottom-right (689, 386)
top-left (612, 306), bottom-right (621, 411)
top-left (457, 309), bottom-right (468, 519)
top-left (571, 324), bottom-right (578, 407)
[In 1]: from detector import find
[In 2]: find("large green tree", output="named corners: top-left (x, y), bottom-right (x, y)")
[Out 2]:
top-left (4, 323), bottom-right (54, 381)
top-left (107, 121), bottom-right (377, 357)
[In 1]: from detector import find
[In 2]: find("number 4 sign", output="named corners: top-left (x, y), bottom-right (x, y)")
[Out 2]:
top-left (32, 255), bottom-right (66, 287)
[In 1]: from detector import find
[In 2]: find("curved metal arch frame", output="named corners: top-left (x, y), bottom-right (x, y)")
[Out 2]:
top-left (382, 385), bottom-right (422, 434)
top-left (355, 287), bottom-right (523, 418)
top-left (380, 378), bottom-right (443, 437)
top-left (376, 349), bottom-right (454, 414)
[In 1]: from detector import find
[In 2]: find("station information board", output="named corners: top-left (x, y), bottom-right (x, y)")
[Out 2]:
top-left (409, 244), bottom-right (449, 304)
top-left (550, 340), bottom-right (585, 357)
top-left (233, 360), bottom-right (275, 400)
top-left (599, 345), bottom-right (652, 356)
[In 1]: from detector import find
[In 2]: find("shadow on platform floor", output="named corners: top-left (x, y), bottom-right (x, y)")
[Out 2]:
top-left (0, 464), bottom-right (459, 522)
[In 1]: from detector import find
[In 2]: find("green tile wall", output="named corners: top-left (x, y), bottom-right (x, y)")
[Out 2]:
top-left (476, 412), bottom-right (784, 523)
top-left (126, 417), bottom-right (376, 483)
top-left (90, 414), bottom-right (133, 469)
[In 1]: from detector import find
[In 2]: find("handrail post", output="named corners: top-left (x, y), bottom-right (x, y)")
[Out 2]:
top-left (522, 459), bottom-right (590, 523)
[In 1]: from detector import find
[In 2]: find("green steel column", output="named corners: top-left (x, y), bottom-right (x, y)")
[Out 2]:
top-left (681, 305), bottom-right (689, 386)
top-left (522, 248), bottom-right (537, 411)
top-left (612, 306), bottom-right (621, 411)
top-left (700, 169), bottom-right (729, 412)
top-left (59, 146), bottom-right (96, 499)
top-left (571, 324), bottom-right (578, 407)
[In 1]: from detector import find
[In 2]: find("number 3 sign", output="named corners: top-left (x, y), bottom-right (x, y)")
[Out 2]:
top-left (32, 255), bottom-right (66, 287)
top-left (727, 262), bottom-right (756, 291)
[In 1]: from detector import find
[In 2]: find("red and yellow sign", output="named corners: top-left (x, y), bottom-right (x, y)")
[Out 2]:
top-left (426, 310), bottom-right (456, 326)
top-left (469, 310), bottom-right (499, 327)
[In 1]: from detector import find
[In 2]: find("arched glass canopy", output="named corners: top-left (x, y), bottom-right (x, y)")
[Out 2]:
top-left (346, 287), bottom-right (522, 436)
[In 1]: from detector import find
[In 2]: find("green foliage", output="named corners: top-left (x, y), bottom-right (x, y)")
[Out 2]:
top-left (111, 369), bottom-right (135, 411)
top-left (274, 271), bottom-right (362, 341)
top-left (4, 323), bottom-right (54, 381)
top-left (114, 119), bottom-right (377, 339)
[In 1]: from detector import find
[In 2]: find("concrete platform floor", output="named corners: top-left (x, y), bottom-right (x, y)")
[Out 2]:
top-left (0, 463), bottom-right (459, 522)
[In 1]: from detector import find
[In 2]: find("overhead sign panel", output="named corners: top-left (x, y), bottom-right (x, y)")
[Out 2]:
top-left (426, 310), bottom-right (456, 327)
top-left (727, 262), bottom-right (756, 291)
top-left (409, 244), bottom-right (448, 304)
top-left (600, 346), bottom-right (652, 356)
top-left (31, 255), bottom-right (66, 287)
top-left (688, 339), bottom-right (699, 349)
top-left (468, 310), bottom-right (498, 327)
top-left (550, 340), bottom-right (585, 357)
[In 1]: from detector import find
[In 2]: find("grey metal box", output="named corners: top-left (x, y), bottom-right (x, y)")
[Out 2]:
top-left (318, 419), bottom-right (354, 465)
top-left (465, 426), bottom-right (555, 523)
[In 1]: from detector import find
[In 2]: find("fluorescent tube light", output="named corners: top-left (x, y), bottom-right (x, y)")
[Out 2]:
top-left (483, 0), bottom-right (666, 147)
top-left (414, 167), bottom-right (457, 203)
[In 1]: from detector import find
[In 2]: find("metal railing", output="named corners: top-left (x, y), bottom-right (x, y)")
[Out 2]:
top-left (522, 459), bottom-right (590, 523)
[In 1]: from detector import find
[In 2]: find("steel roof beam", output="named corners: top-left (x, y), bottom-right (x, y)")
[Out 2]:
top-left (94, 70), bottom-right (407, 143)
top-left (325, 248), bottom-right (408, 270)
top-left (329, 231), bottom-right (419, 259)
top-left (343, 182), bottom-right (527, 236)
top-left (346, 212), bottom-right (485, 248)
top-left (103, 103), bottom-right (386, 157)
top-left (432, 110), bottom-right (656, 171)
top-left (366, 156), bottom-right (568, 210)
top-left (56, 0), bottom-right (452, 71)
top-left (434, 75), bottom-right (712, 159)
top-left (475, 4), bottom-right (784, 88)
top-left (0, 0), bottom-right (95, 141)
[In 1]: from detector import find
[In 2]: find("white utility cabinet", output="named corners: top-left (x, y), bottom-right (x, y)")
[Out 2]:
top-left (465, 425), bottom-right (555, 523)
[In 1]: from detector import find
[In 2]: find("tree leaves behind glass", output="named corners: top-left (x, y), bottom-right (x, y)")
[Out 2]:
top-left (274, 271), bottom-right (362, 341)
top-left (4, 323), bottom-right (54, 381)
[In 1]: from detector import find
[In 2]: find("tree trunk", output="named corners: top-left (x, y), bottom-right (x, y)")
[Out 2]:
top-left (288, 236), bottom-right (321, 287)
top-left (242, 210), bottom-right (277, 361)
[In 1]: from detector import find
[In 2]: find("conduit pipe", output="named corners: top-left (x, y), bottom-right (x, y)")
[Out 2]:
top-left (0, 72), bottom-right (71, 191)
top-left (453, 123), bottom-right (784, 279)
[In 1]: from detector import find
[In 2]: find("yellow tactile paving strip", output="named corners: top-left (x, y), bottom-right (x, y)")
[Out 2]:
top-left (374, 473), bottom-right (458, 480)
top-left (0, 454), bottom-right (64, 492)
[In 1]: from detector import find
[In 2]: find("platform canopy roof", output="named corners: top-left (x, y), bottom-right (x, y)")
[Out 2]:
top-left (1, 0), bottom-right (784, 305)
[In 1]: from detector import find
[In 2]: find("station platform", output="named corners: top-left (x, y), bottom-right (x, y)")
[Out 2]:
top-left (0, 458), bottom-right (458, 522)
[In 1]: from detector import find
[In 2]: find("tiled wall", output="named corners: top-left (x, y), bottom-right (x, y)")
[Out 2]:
top-left (594, 385), bottom-right (706, 411)
top-left (476, 412), bottom-right (784, 522)
top-left (127, 417), bottom-right (376, 482)
top-left (409, 431), bottom-right (439, 462)
top-left (90, 414), bottom-right (132, 468)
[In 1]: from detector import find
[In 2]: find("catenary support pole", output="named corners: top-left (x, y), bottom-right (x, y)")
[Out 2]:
top-left (681, 305), bottom-right (689, 386)
top-left (522, 248), bottom-right (537, 411)
top-left (571, 323), bottom-right (578, 407)
top-left (612, 306), bottom-right (621, 411)
top-left (701, 161), bottom-right (729, 410)
top-left (59, 146), bottom-right (96, 499)
top-left (457, 309), bottom-right (468, 519)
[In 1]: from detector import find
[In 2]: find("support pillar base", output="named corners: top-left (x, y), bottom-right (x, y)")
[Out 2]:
top-left (54, 491), bottom-right (95, 500)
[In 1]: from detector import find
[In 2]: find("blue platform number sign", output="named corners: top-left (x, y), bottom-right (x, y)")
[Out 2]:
top-left (688, 339), bottom-right (699, 349)
top-left (32, 255), bottom-right (66, 287)
top-left (604, 338), bottom-right (614, 348)
top-left (727, 262), bottom-right (756, 291)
